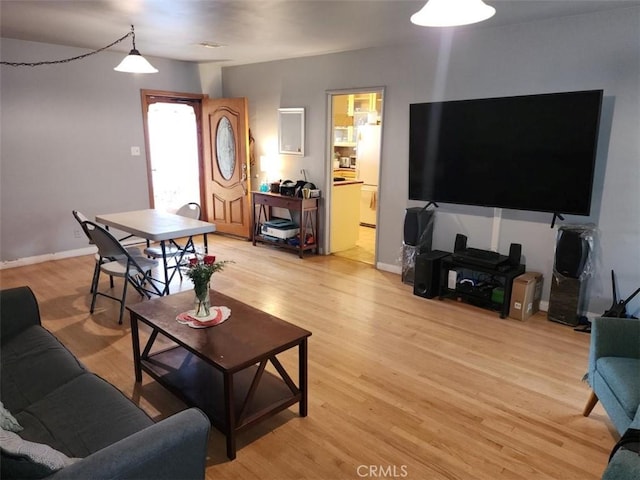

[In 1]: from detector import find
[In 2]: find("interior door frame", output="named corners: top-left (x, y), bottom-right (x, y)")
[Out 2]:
top-left (324, 86), bottom-right (385, 263)
top-left (140, 90), bottom-right (207, 209)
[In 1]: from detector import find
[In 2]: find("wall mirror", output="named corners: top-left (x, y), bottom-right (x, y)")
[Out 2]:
top-left (278, 108), bottom-right (305, 156)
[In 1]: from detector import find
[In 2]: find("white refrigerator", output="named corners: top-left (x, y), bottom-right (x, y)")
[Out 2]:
top-left (356, 125), bottom-right (381, 226)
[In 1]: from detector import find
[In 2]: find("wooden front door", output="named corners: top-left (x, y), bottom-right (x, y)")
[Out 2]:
top-left (202, 98), bottom-right (251, 239)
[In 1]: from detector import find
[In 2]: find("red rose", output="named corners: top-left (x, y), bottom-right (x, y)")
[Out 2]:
top-left (204, 255), bottom-right (216, 265)
top-left (189, 257), bottom-right (198, 266)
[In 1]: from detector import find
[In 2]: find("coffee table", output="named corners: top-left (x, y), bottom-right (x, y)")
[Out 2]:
top-left (127, 290), bottom-right (311, 460)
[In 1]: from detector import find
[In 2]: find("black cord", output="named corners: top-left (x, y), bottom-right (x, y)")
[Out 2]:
top-left (1, 26), bottom-right (133, 67)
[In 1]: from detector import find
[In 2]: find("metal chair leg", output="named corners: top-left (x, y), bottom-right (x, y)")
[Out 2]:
top-left (90, 268), bottom-right (100, 313)
top-left (118, 276), bottom-right (129, 325)
top-left (91, 261), bottom-right (100, 293)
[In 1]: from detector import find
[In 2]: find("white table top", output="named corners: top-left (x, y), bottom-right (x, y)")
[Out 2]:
top-left (96, 209), bottom-right (216, 242)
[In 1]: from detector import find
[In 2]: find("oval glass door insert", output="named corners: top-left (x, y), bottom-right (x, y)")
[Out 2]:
top-left (216, 116), bottom-right (236, 180)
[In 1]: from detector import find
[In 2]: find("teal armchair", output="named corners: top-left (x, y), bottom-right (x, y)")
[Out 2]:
top-left (583, 317), bottom-right (640, 433)
top-left (582, 317), bottom-right (640, 480)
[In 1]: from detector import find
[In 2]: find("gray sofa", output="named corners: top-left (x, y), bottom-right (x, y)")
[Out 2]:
top-left (0, 286), bottom-right (211, 479)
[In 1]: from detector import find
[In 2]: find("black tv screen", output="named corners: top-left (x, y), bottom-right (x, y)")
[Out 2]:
top-left (409, 90), bottom-right (603, 215)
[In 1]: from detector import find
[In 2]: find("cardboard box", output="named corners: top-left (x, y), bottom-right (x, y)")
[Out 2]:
top-left (509, 272), bottom-right (543, 321)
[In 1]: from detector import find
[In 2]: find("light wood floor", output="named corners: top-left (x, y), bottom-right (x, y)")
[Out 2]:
top-left (333, 225), bottom-right (376, 265)
top-left (0, 235), bottom-right (616, 479)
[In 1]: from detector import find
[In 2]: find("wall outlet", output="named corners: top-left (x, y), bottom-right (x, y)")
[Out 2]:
top-left (73, 229), bottom-right (82, 239)
top-left (130, 146), bottom-right (141, 156)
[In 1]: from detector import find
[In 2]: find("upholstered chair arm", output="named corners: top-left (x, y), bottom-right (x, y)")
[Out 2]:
top-left (48, 408), bottom-right (211, 480)
top-left (0, 286), bottom-right (42, 344)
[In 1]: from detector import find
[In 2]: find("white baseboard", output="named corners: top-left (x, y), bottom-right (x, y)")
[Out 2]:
top-left (0, 246), bottom-right (97, 270)
top-left (0, 238), bottom-right (148, 270)
top-left (377, 262), bottom-right (402, 274)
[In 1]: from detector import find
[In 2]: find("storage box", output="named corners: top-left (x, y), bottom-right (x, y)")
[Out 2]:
top-left (509, 272), bottom-right (543, 321)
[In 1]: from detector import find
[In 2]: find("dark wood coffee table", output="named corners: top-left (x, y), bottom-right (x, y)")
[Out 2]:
top-left (127, 290), bottom-right (311, 460)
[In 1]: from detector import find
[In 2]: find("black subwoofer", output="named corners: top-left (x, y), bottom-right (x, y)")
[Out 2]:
top-left (413, 250), bottom-right (450, 299)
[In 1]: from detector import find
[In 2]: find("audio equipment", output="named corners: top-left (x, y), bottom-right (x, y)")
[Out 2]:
top-left (413, 250), bottom-right (450, 299)
top-left (454, 233), bottom-right (467, 253)
top-left (548, 276), bottom-right (586, 326)
top-left (554, 228), bottom-right (589, 278)
top-left (508, 243), bottom-right (522, 266)
top-left (403, 208), bottom-right (434, 249)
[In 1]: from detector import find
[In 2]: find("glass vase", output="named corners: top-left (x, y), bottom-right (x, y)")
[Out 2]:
top-left (194, 283), bottom-right (211, 318)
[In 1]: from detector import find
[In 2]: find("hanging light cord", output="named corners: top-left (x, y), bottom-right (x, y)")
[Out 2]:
top-left (1, 25), bottom-right (135, 67)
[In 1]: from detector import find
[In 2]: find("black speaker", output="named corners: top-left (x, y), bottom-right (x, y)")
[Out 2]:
top-left (548, 276), bottom-right (586, 326)
top-left (403, 208), bottom-right (434, 249)
top-left (555, 229), bottom-right (589, 278)
top-left (508, 243), bottom-right (522, 266)
top-left (414, 250), bottom-right (450, 299)
top-left (454, 234), bottom-right (467, 253)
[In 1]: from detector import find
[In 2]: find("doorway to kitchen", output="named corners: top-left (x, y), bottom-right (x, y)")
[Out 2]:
top-left (327, 88), bottom-right (384, 266)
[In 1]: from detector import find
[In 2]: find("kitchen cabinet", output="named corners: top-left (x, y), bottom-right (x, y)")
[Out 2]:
top-left (348, 93), bottom-right (379, 117)
top-left (330, 181), bottom-right (362, 252)
top-left (334, 126), bottom-right (355, 146)
top-left (333, 93), bottom-right (380, 130)
top-left (333, 168), bottom-right (357, 180)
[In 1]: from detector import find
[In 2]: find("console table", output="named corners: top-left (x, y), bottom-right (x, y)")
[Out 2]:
top-left (252, 192), bottom-right (318, 258)
top-left (438, 256), bottom-right (525, 318)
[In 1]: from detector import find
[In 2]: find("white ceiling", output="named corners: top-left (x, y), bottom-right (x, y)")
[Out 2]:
top-left (1, 0), bottom-right (639, 67)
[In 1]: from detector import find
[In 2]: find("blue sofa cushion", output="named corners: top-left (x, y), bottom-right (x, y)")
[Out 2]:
top-left (597, 357), bottom-right (640, 421)
top-left (1, 326), bottom-right (86, 413)
top-left (15, 374), bottom-right (153, 458)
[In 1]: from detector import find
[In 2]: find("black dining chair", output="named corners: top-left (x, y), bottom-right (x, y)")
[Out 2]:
top-left (84, 221), bottom-right (163, 324)
top-left (72, 210), bottom-right (143, 294)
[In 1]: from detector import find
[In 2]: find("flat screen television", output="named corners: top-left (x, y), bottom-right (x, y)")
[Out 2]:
top-left (409, 90), bottom-right (603, 215)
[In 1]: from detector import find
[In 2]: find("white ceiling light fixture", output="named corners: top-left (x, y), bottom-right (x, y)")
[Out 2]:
top-left (114, 25), bottom-right (158, 73)
top-left (410, 0), bottom-right (496, 27)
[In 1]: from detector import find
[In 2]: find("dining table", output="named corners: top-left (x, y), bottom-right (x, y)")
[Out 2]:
top-left (95, 209), bottom-right (217, 295)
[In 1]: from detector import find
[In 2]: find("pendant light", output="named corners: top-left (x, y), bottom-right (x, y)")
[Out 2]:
top-left (410, 0), bottom-right (496, 27)
top-left (114, 25), bottom-right (158, 73)
top-left (1, 25), bottom-right (158, 73)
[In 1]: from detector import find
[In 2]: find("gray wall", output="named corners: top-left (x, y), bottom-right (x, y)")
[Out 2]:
top-left (1, 38), bottom-right (203, 262)
top-left (219, 7), bottom-right (640, 315)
